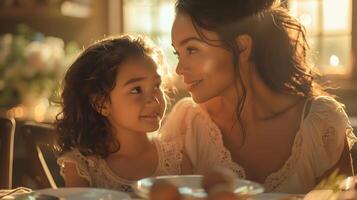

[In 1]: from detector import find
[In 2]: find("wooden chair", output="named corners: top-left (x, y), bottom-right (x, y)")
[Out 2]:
top-left (0, 116), bottom-right (16, 189)
top-left (21, 121), bottom-right (64, 189)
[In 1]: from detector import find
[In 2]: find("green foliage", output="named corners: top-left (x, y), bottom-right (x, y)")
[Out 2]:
top-left (0, 24), bottom-right (79, 108)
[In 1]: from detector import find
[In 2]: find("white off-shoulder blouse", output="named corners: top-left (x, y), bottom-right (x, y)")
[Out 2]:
top-left (159, 96), bottom-right (357, 194)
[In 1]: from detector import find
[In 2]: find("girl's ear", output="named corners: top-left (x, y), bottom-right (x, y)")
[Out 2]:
top-left (235, 34), bottom-right (253, 63)
top-left (90, 95), bottom-right (110, 116)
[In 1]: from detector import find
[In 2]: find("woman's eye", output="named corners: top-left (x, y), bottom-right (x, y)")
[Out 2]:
top-left (187, 47), bottom-right (198, 55)
top-left (130, 87), bottom-right (142, 94)
top-left (173, 50), bottom-right (179, 57)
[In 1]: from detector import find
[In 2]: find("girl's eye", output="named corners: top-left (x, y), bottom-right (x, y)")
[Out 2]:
top-left (130, 87), bottom-right (142, 94)
top-left (187, 47), bottom-right (198, 55)
top-left (154, 83), bottom-right (161, 90)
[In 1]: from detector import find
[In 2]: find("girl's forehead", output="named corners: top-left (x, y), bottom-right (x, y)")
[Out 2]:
top-left (116, 56), bottom-right (160, 82)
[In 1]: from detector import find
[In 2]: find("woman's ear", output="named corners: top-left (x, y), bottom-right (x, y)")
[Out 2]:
top-left (235, 34), bottom-right (253, 63)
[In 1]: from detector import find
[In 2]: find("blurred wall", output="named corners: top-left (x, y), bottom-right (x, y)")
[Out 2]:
top-left (0, 0), bottom-right (110, 47)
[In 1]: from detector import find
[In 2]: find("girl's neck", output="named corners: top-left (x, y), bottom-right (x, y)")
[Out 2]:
top-left (112, 128), bottom-right (152, 158)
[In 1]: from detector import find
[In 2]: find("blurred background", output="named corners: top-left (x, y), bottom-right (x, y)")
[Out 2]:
top-left (0, 0), bottom-right (356, 122)
top-left (1, 0), bottom-right (357, 190)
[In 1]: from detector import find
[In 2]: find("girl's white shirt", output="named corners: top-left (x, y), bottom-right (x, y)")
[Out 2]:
top-left (57, 139), bottom-right (182, 193)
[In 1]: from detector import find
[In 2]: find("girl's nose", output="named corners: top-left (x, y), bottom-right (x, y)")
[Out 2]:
top-left (146, 95), bottom-right (160, 105)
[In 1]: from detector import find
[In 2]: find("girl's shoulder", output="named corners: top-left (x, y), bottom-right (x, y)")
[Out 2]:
top-left (57, 148), bottom-right (98, 185)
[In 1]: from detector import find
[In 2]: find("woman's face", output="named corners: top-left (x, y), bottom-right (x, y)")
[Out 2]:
top-left (171, 13), bottom-right (236, 103)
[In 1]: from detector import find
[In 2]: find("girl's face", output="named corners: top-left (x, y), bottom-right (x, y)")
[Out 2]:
top-left (102, 56), bottom-right (166, 134)
top-left (171, 13), bottom-right (236, 103)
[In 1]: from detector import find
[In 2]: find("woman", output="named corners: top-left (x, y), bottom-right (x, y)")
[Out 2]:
top-left (161, 0), bottom-right (357, 194)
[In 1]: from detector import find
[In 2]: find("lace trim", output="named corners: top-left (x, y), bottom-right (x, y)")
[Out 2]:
top-left (347, 127), bottom-right (357, 149)
top-left (157, 140), bottom-right (182, 174)
top-left (194, 106), bottom-right (246, 178)
top-left (195, 101), bottom-right (306, 192)
top-left (263, 133), bottom-right (303, 192)
top-left (57, 149), bottom-right (93, 185)
top-left (263, 96), bottom-right (356, 192)
top-left (336, 106), bottom-right (357, 149)
top-left (95, 160), bottom-right (135, 192)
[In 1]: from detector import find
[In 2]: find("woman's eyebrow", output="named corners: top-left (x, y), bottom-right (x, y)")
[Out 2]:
top-left (177, 37), bottom-right (204, 46)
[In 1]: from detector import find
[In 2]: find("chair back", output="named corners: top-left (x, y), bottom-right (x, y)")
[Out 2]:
top-left (21, 122), bottom-right (64, 189)
top-left (0, 116), bottom-right (15, 189)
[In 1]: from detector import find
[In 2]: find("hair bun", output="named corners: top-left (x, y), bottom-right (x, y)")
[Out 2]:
top-left (177, 0), bottom-right (279, 26)
top-left (250, 0), bottom-right (276, 11)
top-left (228, 0), bottom-right (277, 18)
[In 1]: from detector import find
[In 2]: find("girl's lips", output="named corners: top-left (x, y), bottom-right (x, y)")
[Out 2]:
top-left (140, 114), bottom-right (161, 122)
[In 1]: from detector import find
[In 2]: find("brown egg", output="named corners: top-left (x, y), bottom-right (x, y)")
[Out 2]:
top-left (149, 180), bottom-right (182, 200)
top-left (202, 167), bottom-right (236, 194)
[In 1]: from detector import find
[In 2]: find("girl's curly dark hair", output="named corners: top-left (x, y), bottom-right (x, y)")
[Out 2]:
top-left (55, 35), bottom-right (167, 157)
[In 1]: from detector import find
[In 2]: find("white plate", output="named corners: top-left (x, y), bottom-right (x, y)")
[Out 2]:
top-left (253, 193), bottom-right (304, 200)
top-left (133, 175), bottom-right (264, 198)
top-left (16, 187), bottom-right (131, 200)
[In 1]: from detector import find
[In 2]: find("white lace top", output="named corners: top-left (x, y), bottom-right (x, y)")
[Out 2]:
top-left (159, 96), bottom-right (357, 194)
top-left (57, 139), bottom-right (182, 193)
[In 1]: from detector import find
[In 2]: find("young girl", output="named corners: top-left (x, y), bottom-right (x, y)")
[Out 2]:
top-left (55, 35), bottom-right (190, 192)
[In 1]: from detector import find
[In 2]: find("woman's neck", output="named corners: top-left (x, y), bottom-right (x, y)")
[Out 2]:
top-left (205, 69), bottom-right (303, 124)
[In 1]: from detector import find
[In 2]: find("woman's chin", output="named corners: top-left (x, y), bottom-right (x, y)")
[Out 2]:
top-left (191, 93), bottom-right (211, 104)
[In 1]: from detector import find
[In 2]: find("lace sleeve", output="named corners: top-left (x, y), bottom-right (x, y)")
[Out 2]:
top-left (156, 140), bottom-right (183, 175)
top-left (159, 97), bottom-right (245, 177)
top-left (159, 97), bottom-right (194, 145)
top-left (57, 149), bottom-right (92, 185)
top-left (308, 96), bottom-right (357, 177)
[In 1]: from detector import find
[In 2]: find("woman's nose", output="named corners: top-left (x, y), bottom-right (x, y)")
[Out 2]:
top-left (175, 61), bottom-right (187, 76)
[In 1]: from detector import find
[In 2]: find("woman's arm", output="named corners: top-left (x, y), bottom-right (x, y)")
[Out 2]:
top-left (61, 162), bottom-right (89, 187)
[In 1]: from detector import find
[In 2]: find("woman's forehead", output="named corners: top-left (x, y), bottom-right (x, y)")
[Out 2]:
top-left (172, 13), bottom-right (221, 47)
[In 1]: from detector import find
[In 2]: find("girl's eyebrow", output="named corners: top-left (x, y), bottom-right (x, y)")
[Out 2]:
top-left (124, 75), bottom-right (161, 86)
top-left (124, 77), bottom-right (146, 86)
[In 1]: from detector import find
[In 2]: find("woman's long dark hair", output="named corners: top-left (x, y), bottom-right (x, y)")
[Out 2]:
top-left (175, 0), bottom-right (330, 143)
top-left (55, 35), bottom-right (166, 157)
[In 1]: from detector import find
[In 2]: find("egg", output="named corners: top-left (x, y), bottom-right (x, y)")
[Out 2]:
top-left (149, 180), bottom-right (182, 200)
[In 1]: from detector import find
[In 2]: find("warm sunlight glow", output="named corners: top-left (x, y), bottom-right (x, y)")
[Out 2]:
top-left (34, 98), bottom-right (49, 122)
top-left (300, 13), bottom-right (312, 27)
top-left (7, 105), bottom-right (25, 118)
top-left (289, 0), bottom-right (351, 76)
top-left (289, 1), bottom-right (319, 34)
top-left (159, 2), bottom-right (175, 33)
top-left (329, 55), bottom-right (340, 67)
top-left (123, 1), bottom-right (152, 33)
top-left (323, 0), bottom-right (351, 33)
